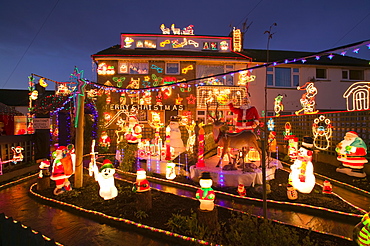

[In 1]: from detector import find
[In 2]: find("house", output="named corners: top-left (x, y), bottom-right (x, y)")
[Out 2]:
top-left (91, 26), bottom-right (370, 144)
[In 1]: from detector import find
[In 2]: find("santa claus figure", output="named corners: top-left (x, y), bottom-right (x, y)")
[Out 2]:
top-left (237, 184), bottom-right (246, 197)
top-left (322, 180), bottom-right (332, 194)
top-left (99, 131), bottom-right (111, 151)
top-left (50, 146), bottom-right (76, 195)
top-left (125, 115), bottom-right (142, 144)
top-left (228, 97), bottom-right (259, 131)
top-left (336, 131), bottom-right (368, 178)
top-left (133, 168), bottom-right (150, 192)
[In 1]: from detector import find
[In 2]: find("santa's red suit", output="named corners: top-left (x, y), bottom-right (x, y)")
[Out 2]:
top-left (228, 103), bottom-right (259, 130)
top-left (50, 146), bottom-right (75, 195)
top-left (336, 131), bottom-right (368, 177)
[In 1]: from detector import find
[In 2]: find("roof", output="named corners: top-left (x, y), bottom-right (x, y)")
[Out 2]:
top-left (0, 102), bottom-right (23, 115)
top-left (242, 49), bottom-right (369, 67)
top-left (92, 45), bottom-right (251, 61)
top-left (0, 89), bottom-right (54, 107)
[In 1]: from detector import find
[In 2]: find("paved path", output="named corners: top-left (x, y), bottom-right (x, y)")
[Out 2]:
top-left (0, 177), bottom-right (171, 246)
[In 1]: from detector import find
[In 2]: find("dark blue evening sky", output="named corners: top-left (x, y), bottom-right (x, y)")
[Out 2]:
top-left (0, 0), bottom-right (369, 89)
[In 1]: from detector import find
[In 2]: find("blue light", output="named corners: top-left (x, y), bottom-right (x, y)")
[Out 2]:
top-left (315, 56), bottom-right (320, 60)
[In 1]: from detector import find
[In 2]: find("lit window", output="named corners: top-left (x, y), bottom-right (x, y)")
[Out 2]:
top-left (118, 61), bottom-right (148, 74)
top-left (166, 62), bottom-right (180, 75)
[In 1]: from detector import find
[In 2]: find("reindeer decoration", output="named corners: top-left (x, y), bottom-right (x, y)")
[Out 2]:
top-left (207, 103), bottom-right (262, 170)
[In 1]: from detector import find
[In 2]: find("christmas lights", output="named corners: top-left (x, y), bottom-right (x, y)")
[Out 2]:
top-left (312, 115), bottom-right (332, 150)
top-left (343, 81), bottom-right (370, 111)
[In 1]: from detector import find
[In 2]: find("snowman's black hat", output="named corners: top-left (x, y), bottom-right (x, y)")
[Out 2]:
top-left (199, 171), bottom-right (212, 180)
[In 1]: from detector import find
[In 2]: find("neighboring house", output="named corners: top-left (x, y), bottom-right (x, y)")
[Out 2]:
top-left (0, 89), bottom-right (54, 135)
top-left (241, 49), bottom-right (370, 116)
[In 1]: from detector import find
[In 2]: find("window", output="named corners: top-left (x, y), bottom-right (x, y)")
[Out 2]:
top-left (118, 61), bottom-right (148, 74)
top-left (267, 67), bottom-right (300, 88)
top-left (196, 64), bottom-right (234, 85)
top-left (316, 68), bottom-right (327, 79)
top-left (166, 62), bottom-right (180, 75)
top-left (342, 69), bottom-right (364, 80)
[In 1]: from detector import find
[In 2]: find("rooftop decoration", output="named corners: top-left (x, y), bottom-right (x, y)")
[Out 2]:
top-left (343, 81), bottom-right (370, 111)
top-left (160, 24), bottom-right (194, 35)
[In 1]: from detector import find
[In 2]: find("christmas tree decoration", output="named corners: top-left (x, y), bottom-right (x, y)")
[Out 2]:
top-left (196, 172), bottom-right (215, 211)
top-left (289, 137), bottom-right (316, 194)
top-left (312, 115), bottom-right (332, 150)
top-left (354, 212), bottom-right (370, 246)
top-left (336, 131), bottom-right (368, 178)
top-left (133, 168), bottom-right (150, 192)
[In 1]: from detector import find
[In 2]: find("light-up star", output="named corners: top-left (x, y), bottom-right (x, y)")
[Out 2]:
top-left (315, 56), bottom-right (320, 60)
top-left (353, 48), bottom-right (360, 53)
top-left (186, 94), bottom-right (196, 104)
top-left (328, 54), bottom-right (334, 60)
top-left (341, 51), bottom-right (347, 56)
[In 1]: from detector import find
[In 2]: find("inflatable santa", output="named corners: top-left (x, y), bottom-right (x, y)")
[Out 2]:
top-left (336, 131), bottom-right (368, 178)
top-left (228, 97), bottom-right (259, 131)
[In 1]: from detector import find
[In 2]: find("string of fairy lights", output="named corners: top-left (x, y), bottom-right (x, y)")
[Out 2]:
top-left (29, 39), bottom-right (370, 99)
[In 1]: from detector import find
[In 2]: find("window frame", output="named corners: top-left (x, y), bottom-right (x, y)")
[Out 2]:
top-left (118, 61), bottom-right (149, 74)
top-left (342, 69), bottom-right (364, 81)
top-left (316, 68), bottom-right (327, 80)
top-left (266, 67), bottom-right (300, 88)
top-left (165, 62), bottom-right (180, 75)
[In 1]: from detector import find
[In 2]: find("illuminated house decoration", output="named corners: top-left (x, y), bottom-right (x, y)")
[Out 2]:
top-left (185, 120), bottom-right (196, 154)
top-left (97, 63), bottom-right (115, 75)
top-left (160, 24), bottom-right (170, 34)
top-left (39, 78), bottom-right (48, 88)
top-left (161, 24), bottom-right (194, 35)
top-left (232, 28), bottom-right (242, 52)
top-left (274, 94), bottom-right (284, 116)
top-left (182, 65), bottom-right (193, 74)
top-left (312, 115), bottom-right (332, 150)
top-left (121, 34), bottom-right (231, 52)
top-left (295, 82), bottom-right (318, 115)
top-left (237, 70), bottom-right (256, 85)
top-left (197, 86), bottom-right (246, 108)
top-left (343, 81), bottom-right (370, 111)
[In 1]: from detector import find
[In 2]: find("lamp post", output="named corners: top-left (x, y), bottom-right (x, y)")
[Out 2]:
top-left (262, 23), bottom-right (277, 219)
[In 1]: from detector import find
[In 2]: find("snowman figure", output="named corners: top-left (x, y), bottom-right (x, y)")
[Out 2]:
top-left (95, 159), bottom-right (118, 200)
top-left (166, 116), bottom-right (186, 159)
top-left (196, 172), bottom-right (216, 211)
